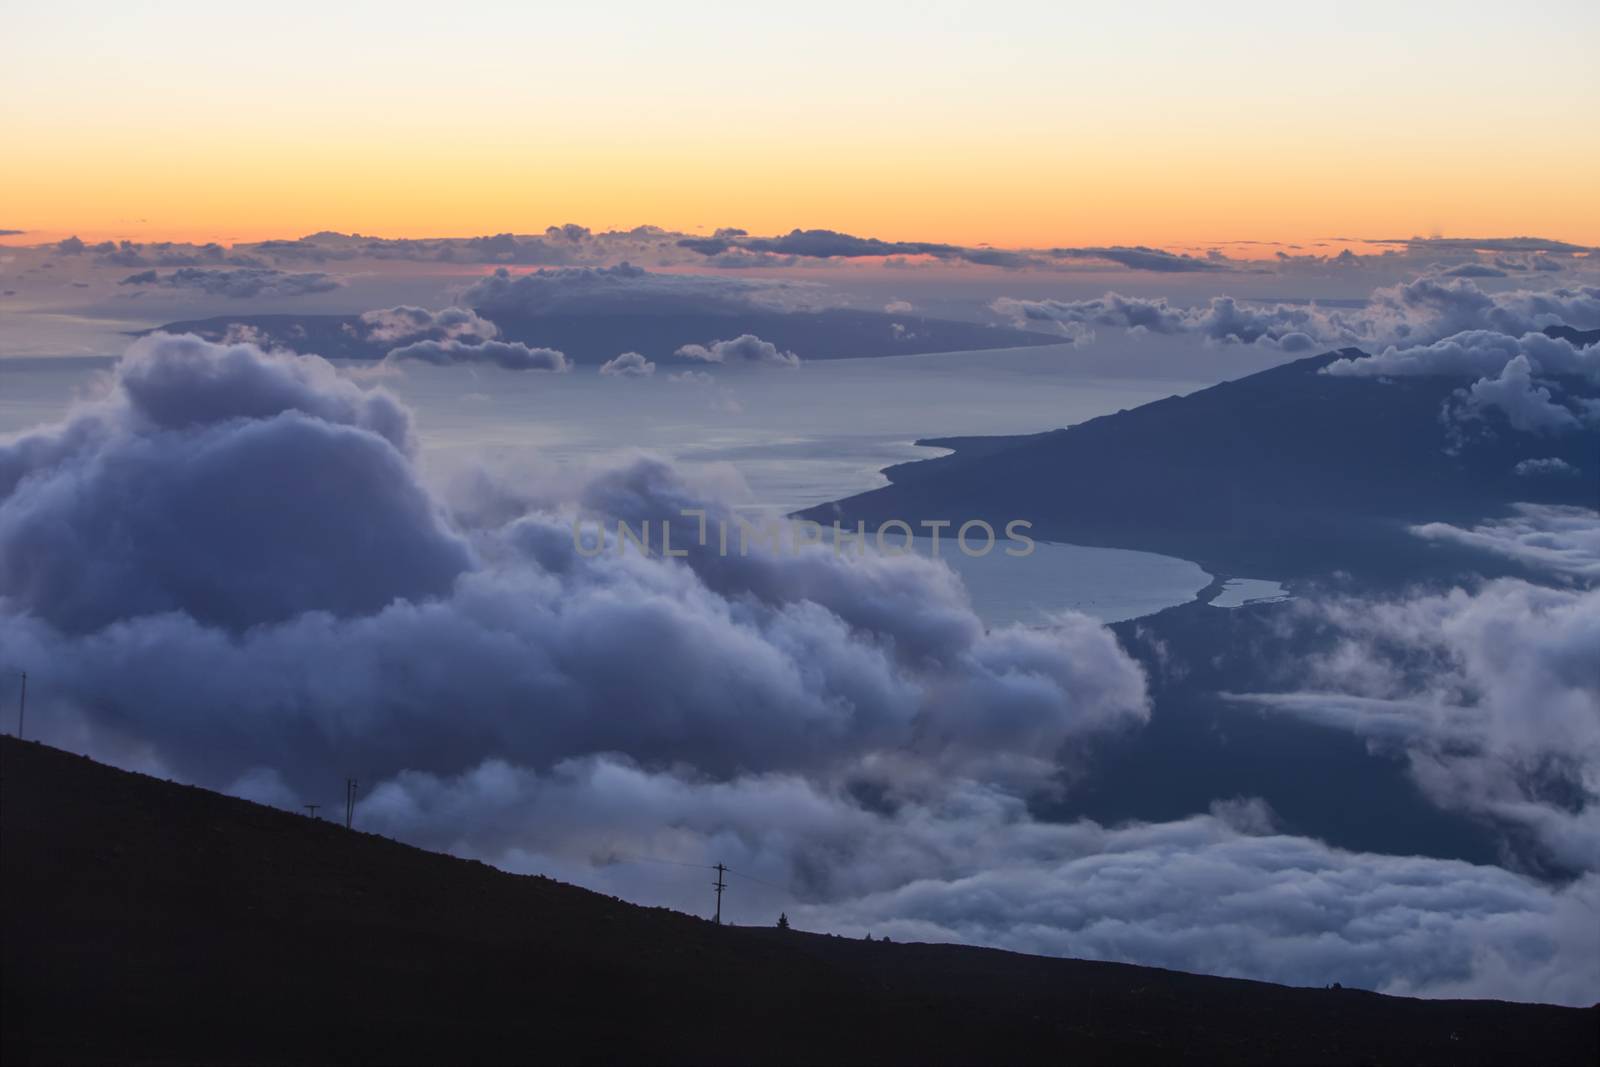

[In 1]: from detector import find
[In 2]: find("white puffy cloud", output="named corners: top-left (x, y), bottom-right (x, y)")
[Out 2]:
top-left (598, 351), bottom-right (655, 378)
top-left (357, 305), bottom-right (499, 345)
top-left (1234, 577), bottom-right (1600, 879)
top-left (994, 278), bottom-right (1600, 354)
top-left (0, 332), bottom-right (1146, 797)
top-left (384, 338), bottom-right (571, 371)
top-left (1411, 505), bottom-right (1600, 581)
top-left (674, 334), bottom-right (800, 367)
top-left (1323, 330), bottom-right (1598, 381)
top-left (0, 333), bottom-right (459, 633)
top-left (1457, 356), bottom-right (1596, 434)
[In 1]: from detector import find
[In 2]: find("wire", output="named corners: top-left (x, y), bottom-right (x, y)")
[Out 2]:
top-left (725, 867), bottom-right (790, 892)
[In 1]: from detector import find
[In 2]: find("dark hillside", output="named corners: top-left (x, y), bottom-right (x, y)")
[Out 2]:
top-left (2, 738), bottom-right (1595, 1064)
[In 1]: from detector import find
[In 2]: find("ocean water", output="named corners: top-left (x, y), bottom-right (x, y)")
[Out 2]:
top-left (1, 346), bottom-right (1219, 623)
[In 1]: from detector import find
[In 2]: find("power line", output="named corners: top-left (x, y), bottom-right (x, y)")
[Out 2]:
top-left (724, 867), bottom-right (789, 892)
top-left (598, 848), bottom-right (792, 924)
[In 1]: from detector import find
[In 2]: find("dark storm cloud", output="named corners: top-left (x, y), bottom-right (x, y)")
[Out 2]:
top-left (118, 266), bottom-right (344, 298)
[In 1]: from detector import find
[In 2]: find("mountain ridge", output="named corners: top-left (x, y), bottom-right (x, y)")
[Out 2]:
top-left (797, 343), bottom-right (1599, 583)
top-left (4, 736), bottom-right (1595, 1065)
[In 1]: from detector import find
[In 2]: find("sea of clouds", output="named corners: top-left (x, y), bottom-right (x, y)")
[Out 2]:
top-left (1, 321), bottom-right (1596, 1006)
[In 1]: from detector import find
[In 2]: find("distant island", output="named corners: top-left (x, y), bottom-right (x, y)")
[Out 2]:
top-left (145, 308), bottom-right (1062, 366)
top-left (798, 336), bottom-right (1600, 585)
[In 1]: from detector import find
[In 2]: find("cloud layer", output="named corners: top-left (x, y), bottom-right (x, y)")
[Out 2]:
top-left (119, 267), bottom-right (343, 298)
top-left (4, 332), bottom-right (1597, 1005)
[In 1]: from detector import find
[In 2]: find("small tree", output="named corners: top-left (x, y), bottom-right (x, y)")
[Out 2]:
top-left (777, 912), bottom-right (790, 930)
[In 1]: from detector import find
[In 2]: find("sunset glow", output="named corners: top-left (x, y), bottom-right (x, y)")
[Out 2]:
top-left (5, 1), bottom-right (1598, 247)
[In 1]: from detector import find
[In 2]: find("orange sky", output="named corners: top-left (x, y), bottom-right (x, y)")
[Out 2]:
top-left (4, 3), bottom-right (1598, 249)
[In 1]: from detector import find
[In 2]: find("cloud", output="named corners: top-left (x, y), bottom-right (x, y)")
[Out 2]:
top-left (357, 306), bottom-right (499, 345)
top-left (674, 333), bottom-right (800, 367)
top-left (385, 338), bottom-right (571, 372)
top-left (1, 331), bottom-right (1146, 796)
top-left (462, 263), bottom-right (823, 316)
top-left (0, 333), bottom-right (457, 633)
top-left (118, 267), bottom-right (343, 298)
top-left (1356, 279), bottom-right (1600, 348)
top-left (95, 240), bottom-right (248, 269)
top-left (999, 278), bottom-right (1600, 357)
top-left (1233, 577), bottom-right (1600, 879)
top-left (1397, 237), bottom-right (1593, 255)
top-left (1051, 246), bottom-right (1224, 273)
top-left (884, 300), bottom-right (914, 314)
top-left (1441, 263), bottom-right (1509, 278)
top-left (8, 332), bottom-right (1598, 1005)
top-left (1411, 505), bottom-right (1600, 581)
top-left (598, 351), bottom-right (656, 377)
top-left (1322, 330), bottom-right (1600, 436)
top-left (992, 293), bottom-right (1321, 350)
top-left (1515, 457), bottom-right (1581, 478)
top-left (677, 228), bottom-right (1048, 270)
top-left (1322, 329), bottom-right (1597, 380)
top-left (1458, 356), bottom-right (1596, 434)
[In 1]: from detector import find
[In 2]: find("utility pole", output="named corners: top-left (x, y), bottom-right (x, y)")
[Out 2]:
top-left (14, 671), bottom-right (24, 740)
top-left (344, 778), bottom-right (358, 829)
top-left (304, 804), bottom-right (321, 819)
top-left (712, 863), bottom-right (727, 925)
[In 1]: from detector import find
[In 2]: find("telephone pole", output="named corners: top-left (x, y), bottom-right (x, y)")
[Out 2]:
top-left (344, 778), bottom-right (358, 829)
top-left (304, 804), bottom-right (321, 819)
top-left (13, 671), bottom-right (24, 740)
top-left (712, 863), bottom-right (728, 925)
